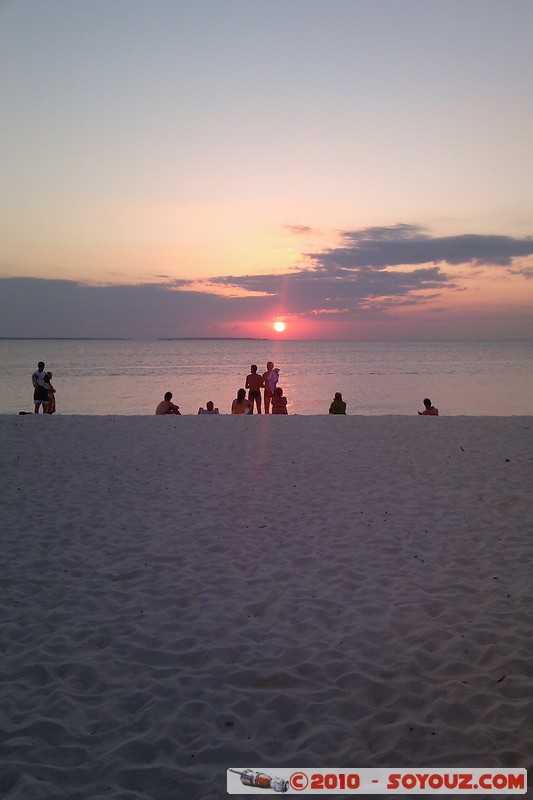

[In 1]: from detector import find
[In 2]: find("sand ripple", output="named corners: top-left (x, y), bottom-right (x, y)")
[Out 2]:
top-left (1, 415), bottom-right (531, 798)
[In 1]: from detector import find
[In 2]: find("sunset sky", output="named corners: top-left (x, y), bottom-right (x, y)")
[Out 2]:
top-left (1, 0), bottom-right (532, 339)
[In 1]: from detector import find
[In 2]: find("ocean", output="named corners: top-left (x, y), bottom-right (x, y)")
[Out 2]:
top-left (1, 338), bottom-right (532, 416)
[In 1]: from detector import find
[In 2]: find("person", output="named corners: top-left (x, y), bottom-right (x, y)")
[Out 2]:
top-left (329, 392), bottom-right (347, 414)
top-left (231, 388), bottom-right (253, 415)
top-left (32, 361), bottom-right (50, 414)
top-left (45, 371), bottom-right (56, 414)
top-left (418, 398), bottom-right (439, 416)
top-left (271, 386), bottom-right (288, 414)
top-left (155, 392), bottom-right (181, 415)
top-left (245, 364), bottom-right (264, 414)
top-left (198, 401), bottom-right (219, 415)
top-left (262, 362), bottom-right (278, 414)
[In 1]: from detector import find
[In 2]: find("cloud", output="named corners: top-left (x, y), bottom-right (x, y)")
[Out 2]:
top-left (204, 224), bottom-right (533, 317)
top-left (1, 225), bottom-right (532, 337)
top-left (285, 224), bottom-right (315, 235)
top-left (208, 264), bottom-right (451, 316)
top-left (310, 224), bottom-right (533, 270)
top-left (0, 278), bottom-right (262, 339)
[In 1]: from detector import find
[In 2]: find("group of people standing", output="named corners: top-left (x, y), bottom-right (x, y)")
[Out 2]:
top-left (32, 362), bottom-right (56, 414)
top-left (234, 362), bottom-right (286, 414)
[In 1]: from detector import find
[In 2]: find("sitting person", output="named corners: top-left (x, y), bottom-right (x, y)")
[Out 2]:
top-left (155, 391), bottom-right (181, 415)
top-left (198, 400), bottom-right (219, 415)
top-left (418, 397), bottom-right (439, 416)
top-left (231, 388), bottom-right (253, 414)
top-left (271, 386), bottom-right (288, 414)
top-left (329, 392), bottom-right (346, 414)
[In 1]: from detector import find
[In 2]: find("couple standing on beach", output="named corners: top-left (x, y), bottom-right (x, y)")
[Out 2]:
top-left (32, 362), bottom-right (56, 414)
top-left (243, 362), bottom-right (282, 414)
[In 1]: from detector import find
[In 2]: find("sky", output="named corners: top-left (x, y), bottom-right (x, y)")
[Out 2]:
top-left (1, 0), bottom-right (532, 340)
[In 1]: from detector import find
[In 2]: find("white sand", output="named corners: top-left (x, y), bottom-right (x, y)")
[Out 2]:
top-left (1, 415), bottom-right (531, 799)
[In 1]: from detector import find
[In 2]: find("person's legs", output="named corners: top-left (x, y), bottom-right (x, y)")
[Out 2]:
top-left (264, 390), bottom-right (272, 414)
top-left (248, 390), bottom-right (262, 414)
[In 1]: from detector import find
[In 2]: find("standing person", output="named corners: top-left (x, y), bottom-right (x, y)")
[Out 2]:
top-left (155, 392), bottom-right (181, 415)
top-left (32, 361), bottom-right (50, 414)
top-left (329, 392), bottom-right (347, 414)
top-left (262, 362), bottom-right (277, 414)
top-left (271, 386), bottom-right (288, 414)
top-left (45, 372), bottom-right (56, 414)
top-left (245, 364), bottom-right (264, 414)
top-left (418, 398), bottom-right (439, 416)
top-left (231, 388), bottom-right (253, 414)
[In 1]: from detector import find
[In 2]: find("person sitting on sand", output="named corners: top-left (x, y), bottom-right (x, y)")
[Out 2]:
top-left (245, 364), bottom-right (264, 414)
top-left (198, 401), bottom-right (219, 415)
top-left (155, 392), bottom-right (181, 415)
top-left (418, 398), bottom-right (439, 416)
top-left (231, 388), bottom-right (252, 415)
top-left (271, 386), bottom-right (288, 414)
top-left (329, 392), bottom-right (346, 415)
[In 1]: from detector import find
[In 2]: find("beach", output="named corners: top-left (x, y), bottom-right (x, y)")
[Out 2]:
top-left (1, 414), bottom-right (531, 799)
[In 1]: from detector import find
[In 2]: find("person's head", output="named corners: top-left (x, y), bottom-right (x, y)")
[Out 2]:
top-left (164, 391), bottom-right (173, 401)
top-left (334, 392), bottom-right (343, 401)
top-left (250, 364), bottom-right (257, 373)
top-left (423, 398), bottom-right (432, 408)
top-left (46, 372), bottom-right (52, 379)
top-left (237, 388), bottom-right (246, 402)
top-left (206, 401), bottom-right (214, 411)
top-left (275, 386), bottom-right (283, 396)
top-left (38, 361), bottom-right (45, 370)
top-left (266, 361), bottom-right (274, 370)
top-left (273, 367), bottom-right (280, 375)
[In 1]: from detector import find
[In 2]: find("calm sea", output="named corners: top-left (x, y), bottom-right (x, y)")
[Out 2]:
top-left (1, 339), bottom-right (532, 416)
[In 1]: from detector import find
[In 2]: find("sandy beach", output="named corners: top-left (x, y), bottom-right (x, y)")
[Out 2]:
top-left (1, 415), bottom-right (531, 799)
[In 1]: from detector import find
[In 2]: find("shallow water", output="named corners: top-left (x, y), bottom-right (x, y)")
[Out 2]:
top-left (1, 338), bottom-right (532, 416)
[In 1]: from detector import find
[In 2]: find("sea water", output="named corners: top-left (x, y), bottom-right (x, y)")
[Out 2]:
top-left (1, 338), bottom-right (532, 416)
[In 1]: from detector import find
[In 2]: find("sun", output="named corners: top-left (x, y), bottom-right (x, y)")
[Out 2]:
top-left (273, 321), bottom-right (286, 333)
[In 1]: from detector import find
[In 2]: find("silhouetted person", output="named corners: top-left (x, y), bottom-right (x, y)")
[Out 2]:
top-left (262, 362), bottom-right (277, 414)
top-left (198, 401), bottom-right (219, 415)
top-left (231, 388), bottom-right (252, 414)
top-left (271, 386), bottom-right (288, 414)
top-left (418, 398), bottom-right (439, 416)
top-left (329, 392), bottom-right (347, 414)
top-left (45, 371), bottom-right (56, 414)
top-left (32, 361), bottom-right (50, 414)
top-left (155, 392), bottom-right (181, 415)
top-left (245, 364), bottom-right (264, 413)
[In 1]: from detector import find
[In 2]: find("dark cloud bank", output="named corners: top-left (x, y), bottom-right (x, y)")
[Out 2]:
top-left (1, 225), bottom-right (532, 338)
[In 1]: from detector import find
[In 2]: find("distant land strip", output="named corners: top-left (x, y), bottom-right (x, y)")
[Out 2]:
top-left (158, 337), bottom-right (269, 341)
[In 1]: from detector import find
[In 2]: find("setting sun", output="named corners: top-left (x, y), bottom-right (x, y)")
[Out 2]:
top-left (274, 321), bottom-right (286, 333)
